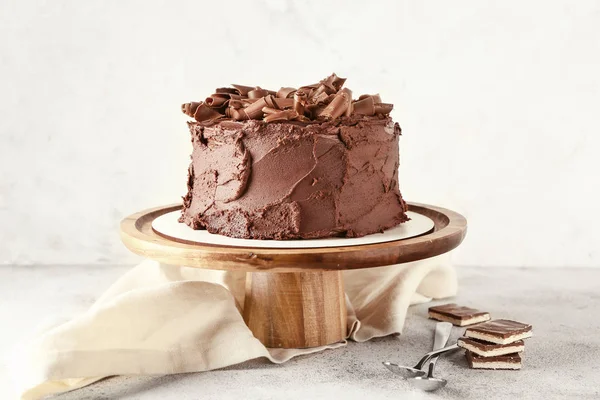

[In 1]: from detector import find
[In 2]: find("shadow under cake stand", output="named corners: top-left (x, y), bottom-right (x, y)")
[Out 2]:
top-left (120, 202), bottom-right (467, 349)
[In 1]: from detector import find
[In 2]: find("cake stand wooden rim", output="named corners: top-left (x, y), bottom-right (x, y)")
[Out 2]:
top-left (119, 202), bottom-right (467, 272)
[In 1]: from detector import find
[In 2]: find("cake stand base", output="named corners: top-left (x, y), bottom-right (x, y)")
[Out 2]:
top-left (244, 271), bottom-right (346, 348)
top-left (120, 203), bottom-right (466, 349)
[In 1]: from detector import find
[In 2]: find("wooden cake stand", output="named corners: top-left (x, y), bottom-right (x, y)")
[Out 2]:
top-left (120, 203), bottom-right (467, 349)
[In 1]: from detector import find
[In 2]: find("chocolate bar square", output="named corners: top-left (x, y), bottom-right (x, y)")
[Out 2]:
top-left (428, 303), bottom-right (490, 326)
top-left (464, 319), bottom-right (532, 345)
top-left (466, 351), bottom-right (522, 370)
top-left (458, 337), bottom-right (525, 357)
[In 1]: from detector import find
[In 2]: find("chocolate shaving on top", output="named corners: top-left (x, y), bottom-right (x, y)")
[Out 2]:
top-left (319, 88), bottom-right (352, 120)
top-left (353, 96), bottom-right (375, 115)
top-left (277, 87), bottom-right (297, 98)
top-left (181, 73), bottom-right (394, 123)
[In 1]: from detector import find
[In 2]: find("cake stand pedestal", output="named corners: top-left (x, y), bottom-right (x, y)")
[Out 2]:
top-left (120, 203), bottom-right (467, 349)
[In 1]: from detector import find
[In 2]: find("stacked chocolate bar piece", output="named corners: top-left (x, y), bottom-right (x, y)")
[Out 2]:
top-left (428, 304), bottom-right (533, 370)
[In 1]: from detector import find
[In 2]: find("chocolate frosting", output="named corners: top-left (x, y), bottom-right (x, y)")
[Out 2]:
top-left (179, 74), bottom-right (408, 240)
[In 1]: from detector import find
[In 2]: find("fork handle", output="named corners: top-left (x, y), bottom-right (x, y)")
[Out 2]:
top-left (415, 343), bottom-right (460, 370)
top-left (427, 322), bottom-right (453, 376)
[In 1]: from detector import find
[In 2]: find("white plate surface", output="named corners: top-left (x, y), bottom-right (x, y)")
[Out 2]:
top-left (152, 210), bottom-right (434, 249)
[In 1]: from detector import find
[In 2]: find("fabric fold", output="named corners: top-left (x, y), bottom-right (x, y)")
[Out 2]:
top-left (10, 254), bottom-right (456, 400)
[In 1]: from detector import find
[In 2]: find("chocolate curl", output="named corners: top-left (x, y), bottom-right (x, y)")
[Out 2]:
top-left (277, 87), bottom-right (297, 98)
top-left (263, 110), bottom-right (299, 123)
top-left (358, 93), bottom-right (382, 104)
top-left (243, 97), bottom-right (269, 119)
top-left (345, 101), bottom-right (353, 117)
top-left (193, 102), bottom-right (223, 122)
top-left (263, 95), bottom-right (277, 109)
top-left (311, 91), bottom-right (330, 105)
top-left (231, 84), bottom-right (254, 96)
top-left (228, 99), bottom-right (245, 109)
top-left (262, 107), bottom-right (280, 115)
top-left (293, 90), bottom-right (307, 115)
top-left (308, 85), bottom-right (328, 103)
top-left (352, 96), bottom-right (375, 115)
top-left (262, 95), bottom-right (293, 110)
top-left (318, 88), bottom-right (352, 120)
top-left (374, 103), bottom-right (393, 114)
top-left (205, 94), bottom-right (229, 108)
top-left (248, 87), bottom-right (269, 99)
top-left (272, 97), bottom-right (293, 109)
top-left (321, 73), bottom-right (346, 92)
top-left (215, 87), bottom-right (238, 95)
top-left (225, 107), bottom-right (249, 121)
top-left (229, 98), bottom-right (259, 110)
top-left (181, 102), bottom-right (201, 117)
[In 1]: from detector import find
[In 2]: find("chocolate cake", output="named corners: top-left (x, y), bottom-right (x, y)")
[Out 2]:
top-left (179, 74), bottom-right (409, 240)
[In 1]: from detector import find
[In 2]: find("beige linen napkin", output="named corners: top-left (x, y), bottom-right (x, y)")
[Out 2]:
top-left (11, 255), bottom-right (456, 399)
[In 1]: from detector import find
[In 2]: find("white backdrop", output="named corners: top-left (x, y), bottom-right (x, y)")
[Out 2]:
top-left (1, 0), bottom-right (599, 267)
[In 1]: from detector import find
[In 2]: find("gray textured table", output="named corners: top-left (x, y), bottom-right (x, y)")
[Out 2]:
top-left (1, 265), bottom-right (599, 399)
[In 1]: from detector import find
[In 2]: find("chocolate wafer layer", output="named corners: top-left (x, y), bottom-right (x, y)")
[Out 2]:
top-left (464, 319), bottom-right (532, 345)
top-left (458, 337), bottom-right (524, 357)
top-left (466, 351), bottom-right (522, 370)
top-left (428, 304), bottom-right (490, 326)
